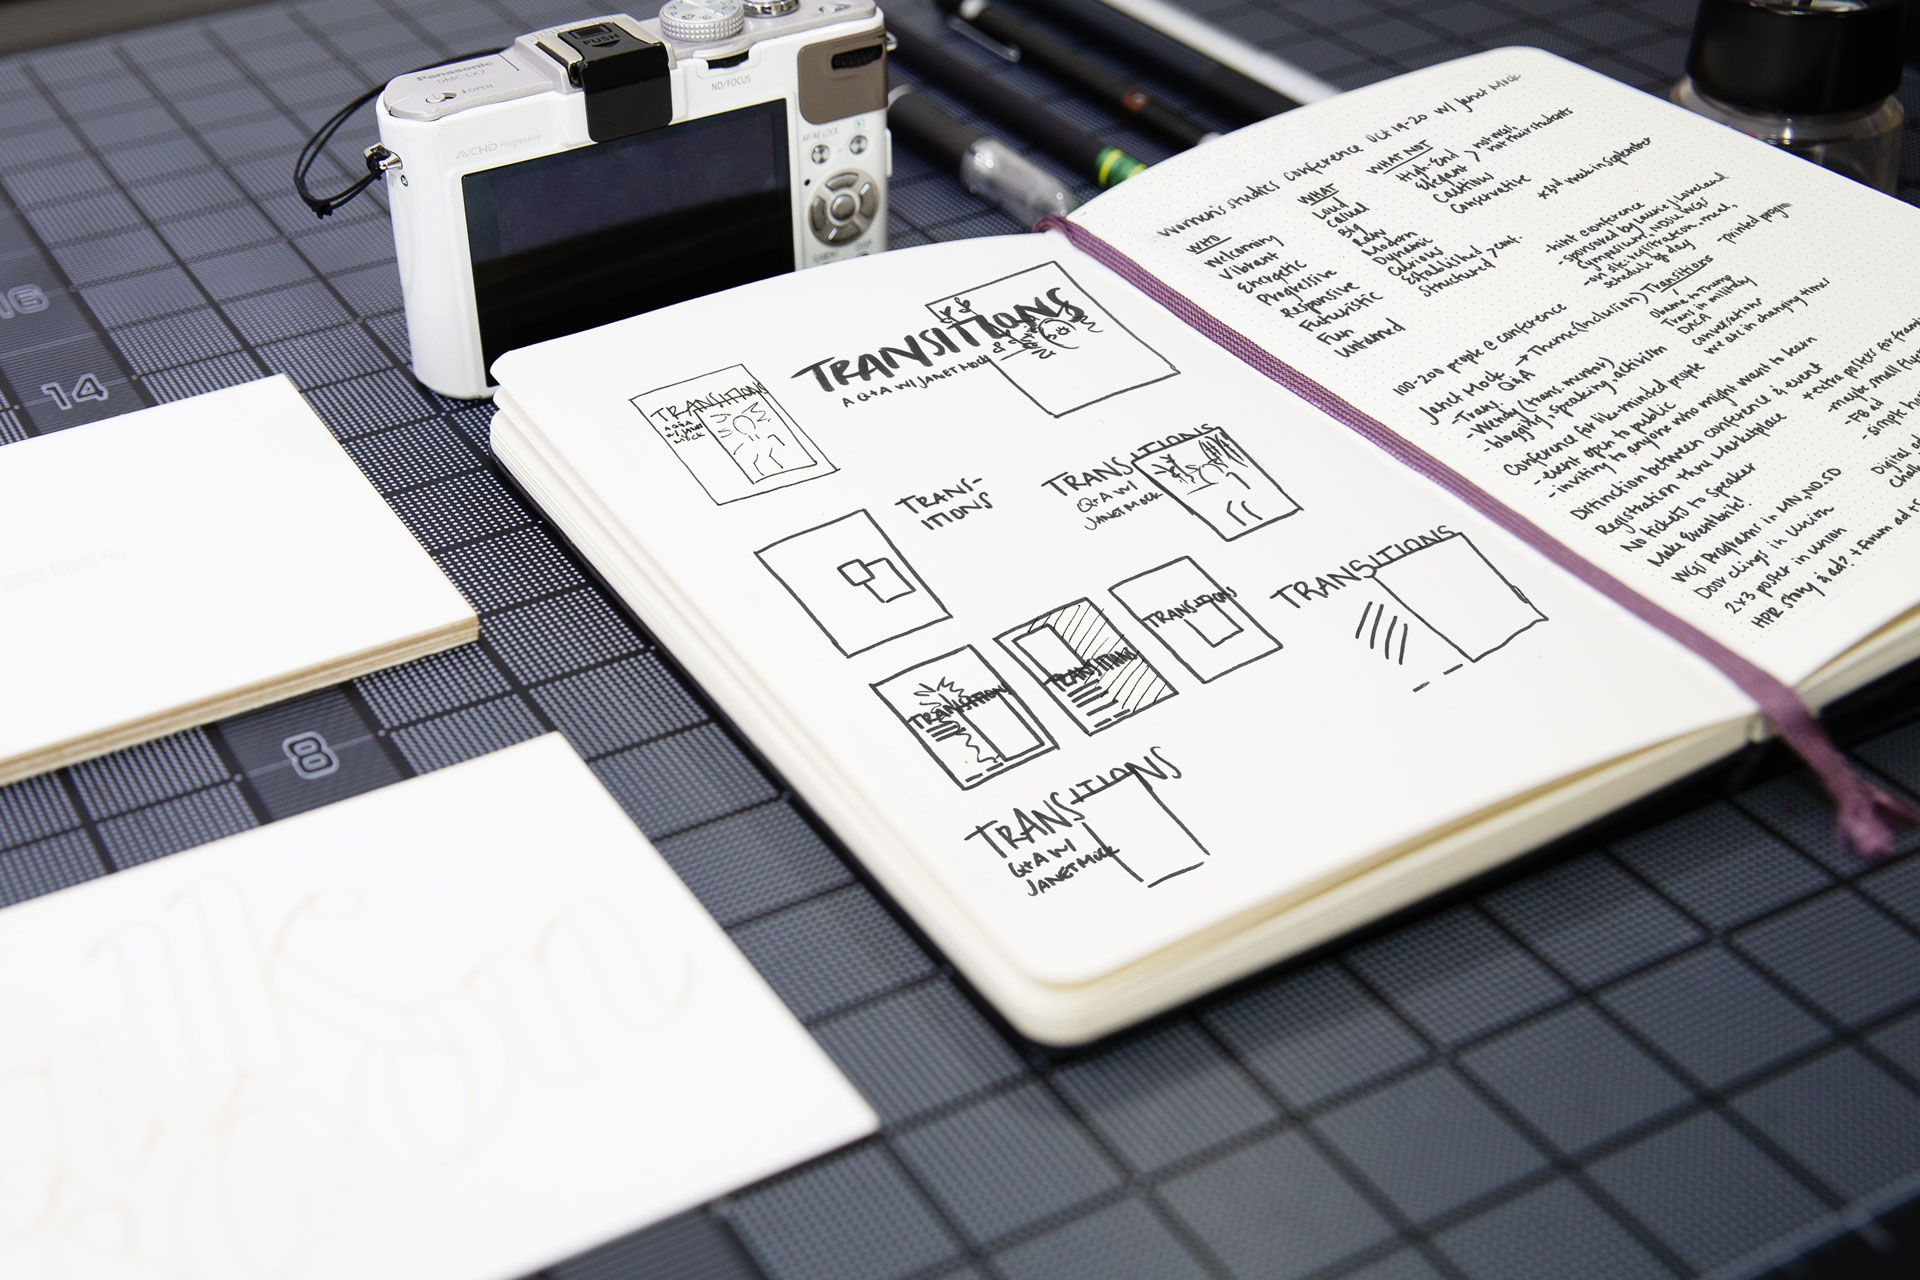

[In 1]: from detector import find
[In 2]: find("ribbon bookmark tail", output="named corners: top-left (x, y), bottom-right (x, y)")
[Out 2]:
top-left (1834, 775), bottom-right (1920, 859)
top-left (1766, 697), bottom-right (1920, 858)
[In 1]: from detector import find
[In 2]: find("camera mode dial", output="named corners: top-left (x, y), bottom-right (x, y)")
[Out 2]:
top-left (659, 0), bottom-right (747, 42)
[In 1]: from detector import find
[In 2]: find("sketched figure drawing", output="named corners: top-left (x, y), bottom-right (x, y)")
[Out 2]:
top-left (1133, 426), bottom-right (1300, 540)
top-left (631, 364), bottom-right (834, 504)
top-left (1001, 309), bottom-right (1100, 362)
top-left (705, 395), bottom-right (801, 480)
top-left (925, 262), bottom-right (1177, 416)
top-left (1032, 316), bottom-right (1085, 352)
top-left (924, 293), bottom-right (1104, 366)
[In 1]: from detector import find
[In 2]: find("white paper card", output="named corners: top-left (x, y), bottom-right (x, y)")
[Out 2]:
top-left (0, 734), bottom-right (877, 1280)
top-left (0, 375), bottom-right (475, 784)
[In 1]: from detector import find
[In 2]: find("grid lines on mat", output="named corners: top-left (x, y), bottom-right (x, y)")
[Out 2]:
top-left (3, 0), bottom-right (1920, 1277)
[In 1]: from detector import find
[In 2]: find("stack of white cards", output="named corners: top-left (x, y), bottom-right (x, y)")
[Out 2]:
top-left (0, 375), bottom-right (476, 785)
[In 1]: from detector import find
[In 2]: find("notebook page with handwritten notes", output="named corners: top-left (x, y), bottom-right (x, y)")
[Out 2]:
top-left (1072, 46), bottom-right (1920, 694)
top-left (0, 734), bottom-right (877, 1280)
top-left (492, 216), bottom-right (1758, 1042)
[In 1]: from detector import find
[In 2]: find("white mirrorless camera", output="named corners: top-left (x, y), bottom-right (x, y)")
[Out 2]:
top-left (376, 6), bottom-right (888, 399)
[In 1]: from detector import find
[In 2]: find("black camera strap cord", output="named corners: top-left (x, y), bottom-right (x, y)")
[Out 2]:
top-left (294, 51), bottom-right (497, 219)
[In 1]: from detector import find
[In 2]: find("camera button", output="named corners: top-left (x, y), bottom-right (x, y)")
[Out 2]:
top-left (849, 134), bottom-right (868, 155)
top-left (811, 144), bottom-right (830, 165)
top-left (811, 171), bottom-right (877, 244)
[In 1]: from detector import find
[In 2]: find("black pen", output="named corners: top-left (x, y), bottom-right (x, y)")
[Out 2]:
top-left (1000, 0), bottom-right (1306, 125)
top-left (888, 86), bottom-right (1080, 225)
top-left (888, 30), bottom-right (1149, 188)
top-left (937, 0), bottom-right (1216, 150)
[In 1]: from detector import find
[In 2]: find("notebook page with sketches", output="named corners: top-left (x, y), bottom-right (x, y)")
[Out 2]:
top-left (0, 376), bottom-right (476, 784)
top-left (0, 734), bottom-right (876, 1280)
top-left (1070, 47), bottom-right (1920, 689)
top-left (491, 231), bottom-right (1751, 995)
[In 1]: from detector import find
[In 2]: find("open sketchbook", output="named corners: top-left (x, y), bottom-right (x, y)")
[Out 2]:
top-left (492, 48), bottom-right (1920, 1043)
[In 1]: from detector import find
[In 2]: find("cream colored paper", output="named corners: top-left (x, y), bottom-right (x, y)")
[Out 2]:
top-left (0, 734), bottom-right (877, 1280)
top-left (488, 50), bottom-right (1920, 1041)
top-left (1074, 47), bottom-right (1920, 683)
top-left (492, 231), bottom-right (1747, 996)
top-left (0, 375), bottom-right (475, 784)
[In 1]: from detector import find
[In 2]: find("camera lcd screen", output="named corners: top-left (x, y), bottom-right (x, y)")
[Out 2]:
top-left (463, 99), bottom-right (793, 376)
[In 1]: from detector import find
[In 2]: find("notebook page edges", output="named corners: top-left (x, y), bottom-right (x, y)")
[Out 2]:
top-left (0, 375), bottom-right (475, 784)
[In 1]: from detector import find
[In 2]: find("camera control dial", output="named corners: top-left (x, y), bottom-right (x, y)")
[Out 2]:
top-left (808, 169), bottom-right (879, 243)
top-left (659, 0), bottom-right (747, 42)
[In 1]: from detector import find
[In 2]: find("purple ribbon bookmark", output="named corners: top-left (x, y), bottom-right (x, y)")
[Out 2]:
top-left (1039, 215), bottom-right (1918, 856)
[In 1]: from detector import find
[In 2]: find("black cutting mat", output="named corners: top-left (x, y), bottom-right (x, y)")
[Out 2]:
top-left (3, 1), bottom-right (1920, 1277)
